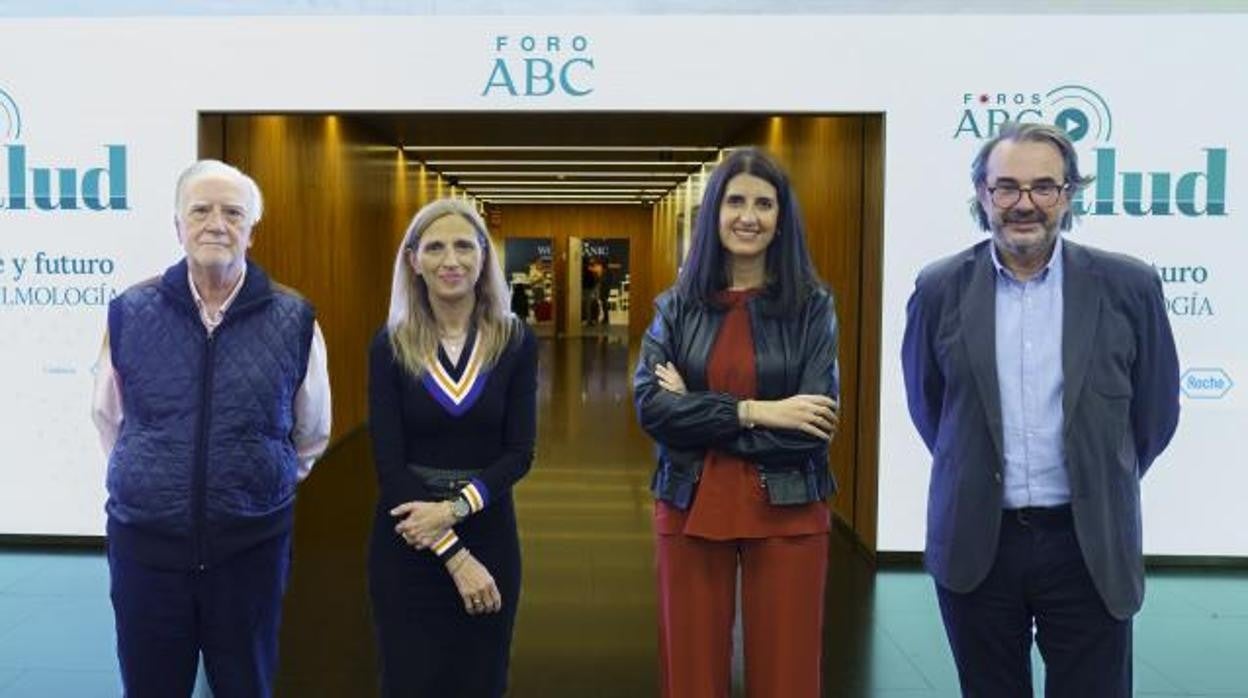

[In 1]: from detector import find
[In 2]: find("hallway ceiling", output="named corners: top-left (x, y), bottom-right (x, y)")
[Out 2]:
top-left (353, 112), bottom-right (765, 206)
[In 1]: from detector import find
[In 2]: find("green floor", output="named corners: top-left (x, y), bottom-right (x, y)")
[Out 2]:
top-left (868, 569), bottom-right (1248, 696)
top-left (0, 549), bottom-right (1243, 696)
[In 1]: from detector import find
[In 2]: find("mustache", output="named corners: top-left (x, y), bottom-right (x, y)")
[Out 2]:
top-left (1003, 209), bottom-right (1047, 225)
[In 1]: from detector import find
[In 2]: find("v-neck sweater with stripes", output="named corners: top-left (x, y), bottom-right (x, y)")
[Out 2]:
top-left (368, 322), bottom-right (538, 519)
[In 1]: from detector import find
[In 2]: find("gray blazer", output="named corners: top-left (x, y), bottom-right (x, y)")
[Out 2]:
top-left (902, 238), bottom-right (1180, 620)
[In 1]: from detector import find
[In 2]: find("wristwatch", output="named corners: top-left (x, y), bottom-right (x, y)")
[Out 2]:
top-left (449, 495), bottom-right (471, 522)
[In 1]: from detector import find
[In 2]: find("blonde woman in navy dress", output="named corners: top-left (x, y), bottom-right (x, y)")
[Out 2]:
top-left (368, 199), bottom-right (537, 697)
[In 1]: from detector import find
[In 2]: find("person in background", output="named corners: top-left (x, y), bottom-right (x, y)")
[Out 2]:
top-left (510, 279), bottom-right (531, 322)
top-left (582, 254), bottom-right (601, 325)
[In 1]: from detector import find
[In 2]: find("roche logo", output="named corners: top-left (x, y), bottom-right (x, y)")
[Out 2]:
top-left (1181, 368), bottom-right (1234, 400)
top-left (0, 86), bottom-right (129, 212)
top-left (0, 88), bottom-right (20, 143)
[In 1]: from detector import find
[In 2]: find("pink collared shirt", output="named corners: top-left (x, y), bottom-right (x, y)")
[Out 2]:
top-left (91, 263), bottom-right (332, 480)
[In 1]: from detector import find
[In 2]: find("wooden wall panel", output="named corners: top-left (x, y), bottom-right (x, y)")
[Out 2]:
top-left (855, 117), bottom-right (886, 552)
top-left (738, 116), bottom-right (866, 536)
top-left (648, 185), bottom-right (685, 324)
top-left (198, 114), bottom-right (224, 161)
top-left (211, 115), bottom-right (449, 444)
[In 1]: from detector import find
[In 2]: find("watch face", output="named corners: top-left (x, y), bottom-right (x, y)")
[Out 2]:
top-left (452, 498), bottom-right (471, 518)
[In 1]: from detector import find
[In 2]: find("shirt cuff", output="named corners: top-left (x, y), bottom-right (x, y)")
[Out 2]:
top-left (460, 479), bottom-right (489, 513)
top-left (430, 529), bottom-right (464, 561)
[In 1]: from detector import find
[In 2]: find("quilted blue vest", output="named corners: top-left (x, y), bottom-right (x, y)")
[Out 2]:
top-left (105, 259), bottom-right (315, 570)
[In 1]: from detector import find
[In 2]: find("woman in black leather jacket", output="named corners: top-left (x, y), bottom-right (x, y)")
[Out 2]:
top-left (633, 147), bottom-right (840, 698)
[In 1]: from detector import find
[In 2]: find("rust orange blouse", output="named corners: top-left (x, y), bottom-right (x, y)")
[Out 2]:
top-left (655, 289), bottom-right (829, 539)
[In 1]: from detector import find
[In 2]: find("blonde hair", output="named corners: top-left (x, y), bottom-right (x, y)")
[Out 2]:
top-left (386, 199), bottom-right (515, 377)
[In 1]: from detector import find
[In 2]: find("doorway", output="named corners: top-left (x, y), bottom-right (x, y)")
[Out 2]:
top-left (198, 110), bottom-right (885, 552)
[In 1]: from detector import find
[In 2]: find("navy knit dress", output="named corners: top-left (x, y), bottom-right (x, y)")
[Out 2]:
top-left (367, 322), bottom-right (537, 697)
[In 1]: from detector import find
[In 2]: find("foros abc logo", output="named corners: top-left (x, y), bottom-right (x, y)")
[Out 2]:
top-left (954, 85), bottom-right (1111, 144)
top-left (954, 85), bottom-right (1226, 218)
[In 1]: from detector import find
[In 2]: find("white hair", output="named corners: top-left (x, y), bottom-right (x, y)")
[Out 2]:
top-left (174, 159), bottom-right (264, 226)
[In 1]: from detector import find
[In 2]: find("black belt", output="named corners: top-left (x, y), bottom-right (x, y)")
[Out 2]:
top-left (406, 464), bottom-right (481, 500)
top-left (1004, 504), bottom-right (1072, 527)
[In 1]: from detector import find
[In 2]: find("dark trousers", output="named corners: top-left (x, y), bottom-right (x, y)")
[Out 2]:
top-left (108, 533), bottom-right (291, 698)
top-left (936, 506), bottom-right (1132, 698)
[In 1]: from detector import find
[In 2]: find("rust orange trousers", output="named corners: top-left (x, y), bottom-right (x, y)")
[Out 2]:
top-left (655, 532), bottom-right (829, 698)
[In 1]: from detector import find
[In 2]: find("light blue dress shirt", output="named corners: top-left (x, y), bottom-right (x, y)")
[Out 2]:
top-left (993, 236), bottom-right (1070, 509)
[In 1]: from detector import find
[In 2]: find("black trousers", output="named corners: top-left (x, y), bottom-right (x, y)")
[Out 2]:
top-left (936, 506), bottom-right (1132, 698)
top-left (369, 498), bottom-right (521, 698)
top-left (108, 532), bottom-right (291, 698)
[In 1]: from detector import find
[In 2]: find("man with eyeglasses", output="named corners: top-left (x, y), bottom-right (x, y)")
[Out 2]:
top-left (92, 160), bottom-right (331, 697)
top-left (901, 122), bottom-right (1179, 697)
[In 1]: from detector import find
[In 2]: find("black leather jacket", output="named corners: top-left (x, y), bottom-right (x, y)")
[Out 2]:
top-left (633, 287), bottom-right (840, 509)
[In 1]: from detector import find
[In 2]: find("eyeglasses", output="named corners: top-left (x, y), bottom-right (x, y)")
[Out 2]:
top-left (986, 182), bottom-right (1068, 209)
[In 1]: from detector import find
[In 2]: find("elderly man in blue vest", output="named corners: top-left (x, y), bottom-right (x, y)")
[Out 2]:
top-left (902, 122), bottom-right (1179, 697)
top-left (92, 160), bottom-right (331, 697)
